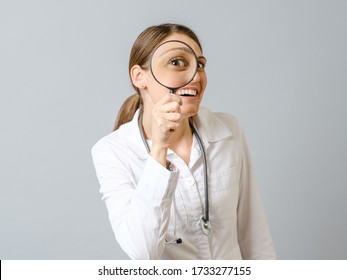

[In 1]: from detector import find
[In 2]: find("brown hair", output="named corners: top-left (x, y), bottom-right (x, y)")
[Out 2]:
top-left (113, 23), bottom-right (202, 130)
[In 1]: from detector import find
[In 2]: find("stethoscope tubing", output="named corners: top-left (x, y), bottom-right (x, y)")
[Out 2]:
top-left (189, 119), bottom-right (209, 224)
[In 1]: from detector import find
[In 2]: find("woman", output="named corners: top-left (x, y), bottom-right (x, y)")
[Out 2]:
top-left (92, 23), bottom-right (276, 260)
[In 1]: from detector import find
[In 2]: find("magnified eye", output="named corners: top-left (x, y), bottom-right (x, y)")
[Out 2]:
top-left (168, 57), bottom-right (187, 67)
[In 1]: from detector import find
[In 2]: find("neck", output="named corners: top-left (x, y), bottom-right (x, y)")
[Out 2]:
top-left (170, 118), bottom-right (192, 148)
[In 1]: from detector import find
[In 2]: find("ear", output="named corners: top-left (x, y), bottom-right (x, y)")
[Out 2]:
top-left (130, 65), bottom-right (147, 89)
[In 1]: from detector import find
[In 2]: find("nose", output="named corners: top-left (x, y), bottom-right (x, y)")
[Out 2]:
top-left (192, 70), bottom-right (201, 82)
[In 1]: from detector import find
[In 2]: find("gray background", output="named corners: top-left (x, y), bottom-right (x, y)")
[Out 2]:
top-left (0, 0), bottom-right (346, 259)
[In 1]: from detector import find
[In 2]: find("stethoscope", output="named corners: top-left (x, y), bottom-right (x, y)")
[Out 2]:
top-left (138, 112), bottom-right (212, 238)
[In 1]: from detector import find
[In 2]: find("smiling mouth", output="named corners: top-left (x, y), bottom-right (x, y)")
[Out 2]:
top-left (176, 89), bottom-right (197, 96)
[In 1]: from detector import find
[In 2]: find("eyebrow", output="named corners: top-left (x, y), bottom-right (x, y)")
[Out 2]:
top-left (159, 47), bottom-right (195, 57)
top-left (197, 56), bottom-right (207, 62)
top-left (159, 48), bottom-right (207, 63)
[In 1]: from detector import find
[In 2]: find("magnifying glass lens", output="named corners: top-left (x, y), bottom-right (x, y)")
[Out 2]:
top-left (150, 40), bottom-right (198, 91)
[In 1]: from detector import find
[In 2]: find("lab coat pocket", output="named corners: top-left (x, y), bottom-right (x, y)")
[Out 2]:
top-left (208, 166), bottom-right (239, 219)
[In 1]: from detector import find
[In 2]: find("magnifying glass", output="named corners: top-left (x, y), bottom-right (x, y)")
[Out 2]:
top-left (150, 40), bottom-right (198, 93)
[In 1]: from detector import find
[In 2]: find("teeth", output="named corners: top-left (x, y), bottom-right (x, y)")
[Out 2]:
top-left (177, 89), bottom-right (197, 96)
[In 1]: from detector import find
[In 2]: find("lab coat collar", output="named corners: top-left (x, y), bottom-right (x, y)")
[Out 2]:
top-left (193, 107), bottom-right (233, 144)
top-left (119, 107), bottom-right (233, 160)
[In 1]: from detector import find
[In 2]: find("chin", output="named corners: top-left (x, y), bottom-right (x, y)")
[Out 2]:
top-left (181, 104), bottom-right (200, 119)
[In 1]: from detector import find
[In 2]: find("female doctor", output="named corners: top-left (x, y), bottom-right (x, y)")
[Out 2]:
top-left (92, 23), bottom-right (276, 260)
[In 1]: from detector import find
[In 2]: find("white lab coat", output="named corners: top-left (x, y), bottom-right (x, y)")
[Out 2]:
top-left (91, 107), bottom-right (276, 259)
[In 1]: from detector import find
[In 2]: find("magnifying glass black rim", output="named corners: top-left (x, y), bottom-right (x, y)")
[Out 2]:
top-left (149, 39), bottom-right (198, 93)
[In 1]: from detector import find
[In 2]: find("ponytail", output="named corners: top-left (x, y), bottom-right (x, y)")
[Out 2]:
top-left (113, 93), bottom-right (142, 131)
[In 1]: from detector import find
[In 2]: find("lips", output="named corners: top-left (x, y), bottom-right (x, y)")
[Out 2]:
top-left (176, 89), bottom-right (197, 96)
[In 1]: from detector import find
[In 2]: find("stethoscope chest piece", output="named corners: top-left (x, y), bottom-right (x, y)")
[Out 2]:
top-left (200, 217), bottom-right (211, 236)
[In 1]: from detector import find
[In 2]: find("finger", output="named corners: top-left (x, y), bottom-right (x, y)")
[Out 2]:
top-left (153, 114), bottom-right (181, 131)
top-left (159, 101), bottom-right (181, 113)
top-left (165, 112), bottom-right (181, 122)
top-left (162, 121), bottom-right (180, 133)
top-left (171, 93), bottom-right (182, 105)
top-left (155, 116), bottom-right (180, 131)
top-left (155, 92), bottom-right (182, 106)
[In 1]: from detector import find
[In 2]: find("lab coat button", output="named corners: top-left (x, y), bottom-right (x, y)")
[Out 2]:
top-left (186, 177), bottom-right (195, 187)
